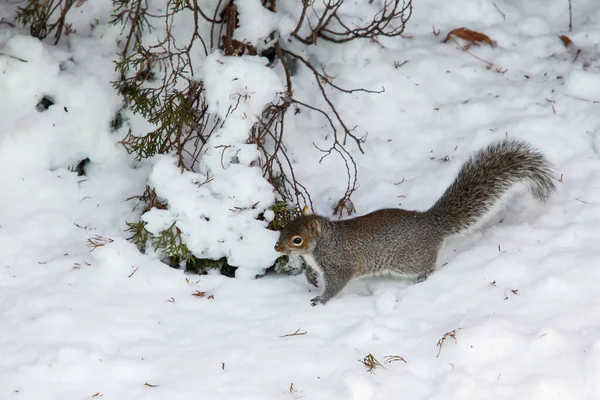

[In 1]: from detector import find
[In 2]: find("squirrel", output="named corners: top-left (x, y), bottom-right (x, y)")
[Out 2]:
top-left (274, 139), bottom-right (555, 306)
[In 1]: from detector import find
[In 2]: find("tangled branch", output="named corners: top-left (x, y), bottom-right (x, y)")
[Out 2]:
top-left (292, 0), bottom-right (413, 45)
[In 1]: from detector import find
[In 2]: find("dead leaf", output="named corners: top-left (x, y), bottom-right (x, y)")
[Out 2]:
top-left (559, 35), bottom-right (572, 47)
top-left (443, 27), bottom-right (496, 47)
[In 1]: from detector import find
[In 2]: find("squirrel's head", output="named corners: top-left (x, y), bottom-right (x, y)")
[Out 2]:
top-left (274, 206), bottom-right (323, 255)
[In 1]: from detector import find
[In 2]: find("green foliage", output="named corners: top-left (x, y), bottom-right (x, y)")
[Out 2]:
top-left (125, 219), bottom-right (192, 264)
top-left (125, 210), bottom-right (237, 275)
top-left (273, 255), bottom-right (291, 274)
top-left (109, 0), bottom-right (239, 272)
top-left (272, 254), bottom-right (309, 276)
top-left (185, 257), bottom-right (235, 276)
top-left (268, 201), bottom-right (300, 231)
top-left (149, 222), bottom-right (193, 264)
top-left (267, 201), bottom-right (304, 274)
top-left (15, 0), bottom-right (81, 44)
top-left (125, 220), bottom-right (150, 251)
top-left (110, 0), bottom-right (208, 165)
top-left (124, 199), bottom-right (305, 276)
top-left (110, 111), bottom-right (124, 132)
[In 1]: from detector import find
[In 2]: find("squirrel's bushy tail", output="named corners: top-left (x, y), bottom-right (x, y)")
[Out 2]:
top-left (427, 139), bottom-right (555, 235)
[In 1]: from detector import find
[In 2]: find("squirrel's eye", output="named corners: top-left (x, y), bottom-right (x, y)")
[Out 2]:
top-left (292, 236), bottom-right (303, 245)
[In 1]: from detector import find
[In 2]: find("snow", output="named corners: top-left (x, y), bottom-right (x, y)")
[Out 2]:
top-left (234, 0), bottom-right (295, 46)
top-left (2, 0), bottom-right (600, 399)
top-left (145, 154), bottom-right (280, 270)
top-left (565, 69), bottom-right (600, 101)
top-left (143, 52), bottom-right (283, 271)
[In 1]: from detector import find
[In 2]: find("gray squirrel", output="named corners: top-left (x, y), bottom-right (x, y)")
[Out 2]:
top-left (274, 139), bottom-right (555, 306)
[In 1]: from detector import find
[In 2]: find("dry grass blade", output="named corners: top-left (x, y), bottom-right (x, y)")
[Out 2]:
top-left (436, 329), bottom-right (458, 358)
top-left (192, 290), bottom-right (207, 297)
top-left (575, 197), bottom-right (591, 204)
top-left (87, 235), bottom-right (114, 251)
top-left (74, 223), bottom-right (92, 230)
top-left (280, 328), bottom-right (307, 338)
top-left (443, 27), bottom-right (496, 47)
top-left (128, 266), bottom-right (139, 278)
top-left (445, 36), bottom-right (505, 72)
top-left (384, 355), bottom-right (407, 364)
top-left (359, 353), bottom-right (385, 373)
top-left (143, 382), bottom-right (159, 388)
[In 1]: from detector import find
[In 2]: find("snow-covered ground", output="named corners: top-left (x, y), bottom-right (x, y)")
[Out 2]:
top-left (2, 0), bottom-right (600, 398)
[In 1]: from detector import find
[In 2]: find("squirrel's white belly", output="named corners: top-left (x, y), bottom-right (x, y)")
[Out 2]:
top-left (302, 254), bottom-right (323, 275)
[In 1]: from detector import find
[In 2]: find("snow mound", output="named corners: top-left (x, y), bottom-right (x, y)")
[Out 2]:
top-left (565, 69), bottom-right (600, 102)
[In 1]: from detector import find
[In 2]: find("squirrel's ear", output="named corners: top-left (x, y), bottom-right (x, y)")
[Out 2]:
top-left (301, 205), bottom-right (312, 216)
top-left (307, 219), bottom-right (321, 235)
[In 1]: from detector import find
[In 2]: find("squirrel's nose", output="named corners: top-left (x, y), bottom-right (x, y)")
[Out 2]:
top-left (274, 244), bottom-right (281, 252)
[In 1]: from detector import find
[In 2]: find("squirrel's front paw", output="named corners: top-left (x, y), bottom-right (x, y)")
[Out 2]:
top-left (310, 296), bottom-right (326, 306)
top-left (305, 268), bottom-right (319, 288)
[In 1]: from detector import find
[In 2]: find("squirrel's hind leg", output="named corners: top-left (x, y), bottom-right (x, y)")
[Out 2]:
top-left (414, 259), bottom-right (437, 283)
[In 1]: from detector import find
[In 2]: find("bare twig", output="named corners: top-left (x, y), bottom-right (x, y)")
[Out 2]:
top-left (568, 0), bottom-right (572, 32)
top-left (436, 329), bottom-right (458, 358)
top-left (293, 0), bottom-right (413, 45)
top-left (280, 327), bottom-right (307, 338)
top-left (0, 52), bottom-right (28, 63)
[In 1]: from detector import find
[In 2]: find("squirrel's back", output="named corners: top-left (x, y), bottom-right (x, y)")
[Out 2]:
top-left (427, 139), bottom-right (555, 235)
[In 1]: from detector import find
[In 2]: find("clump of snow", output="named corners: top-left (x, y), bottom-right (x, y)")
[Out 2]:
top-left (0, 27), bottom-right (146, 274)
top-left (565, 69), bottom-right (600, 101)
top-left (517, 16), bottom-right (552, 36)
top-left (234, 0), bottom-right (295, 46)
top-left (144, 52), bottom-right (283, 272)
top-left (144, 154), bottom-right (280, 271)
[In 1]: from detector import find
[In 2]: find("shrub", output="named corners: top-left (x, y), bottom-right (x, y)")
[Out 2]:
top-left (13, 0), bottom-right (413, 275)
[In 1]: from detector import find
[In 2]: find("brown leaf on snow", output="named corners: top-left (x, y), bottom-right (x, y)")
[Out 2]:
top-left (443, 27), bottom-right (496, 47)
top-left (192, 290), bottom-right (207, 297)
top-left (559, 35), bottom-right (573, 47)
